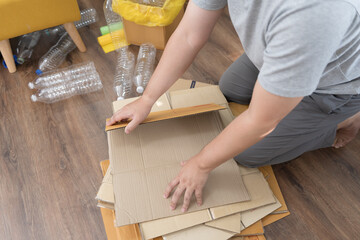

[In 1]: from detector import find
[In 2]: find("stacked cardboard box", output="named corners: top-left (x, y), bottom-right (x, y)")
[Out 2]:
top-left (96, 79), bottom-right (290, 239)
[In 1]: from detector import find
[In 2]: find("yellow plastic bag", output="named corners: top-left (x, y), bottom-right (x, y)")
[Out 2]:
top-left (112, 0), bottom-right (185, 27)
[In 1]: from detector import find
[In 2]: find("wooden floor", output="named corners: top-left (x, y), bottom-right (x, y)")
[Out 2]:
top-left (1, 1), bottom-right (359, 240)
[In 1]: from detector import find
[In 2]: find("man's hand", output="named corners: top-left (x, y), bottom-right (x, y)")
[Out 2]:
top-left (163, 156), bottom-right (210, 212)
top-left (106, 96), bottom-right (153, 134)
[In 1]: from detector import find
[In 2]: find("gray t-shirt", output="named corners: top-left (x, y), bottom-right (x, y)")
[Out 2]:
top-left (192, 0), bottom-right (360, 97)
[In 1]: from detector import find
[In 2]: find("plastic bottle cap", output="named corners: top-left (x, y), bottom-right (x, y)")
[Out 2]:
top-left (31, 95), bottom-right (37, 102)
top-left (36, 69), bottom-right (43, 75)
top-left (2, 55), bottom-right (18, 68)
top-left (136, 86), bottom-right (144, 94)
top-left (16, 57), bottom-right (25, 65)
top-left (117, 96), bottom-right (124, 100)
top-left (28, 82), bottom-right (35, 89)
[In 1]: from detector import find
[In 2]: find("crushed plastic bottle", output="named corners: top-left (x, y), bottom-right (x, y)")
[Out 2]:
top-left (114, 47), bottom-right (135, 100)
top-left (16, 31), bottom-right (42, 64)
top-left (44, 8), bottom-right (98, 37)
top-left (29, 62), bottom-right (96, 89)
top-left (31, 70), bottom-right (103, 103)
top-left (103, 0), bottom-right (124, 50)
top-left (133, 43), bottom-right (156, 94)
top-left (36, 33), bottom-right (76, 75)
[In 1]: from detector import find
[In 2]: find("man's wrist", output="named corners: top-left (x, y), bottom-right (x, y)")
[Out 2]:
top-left (194, 150), bottom-right (215, 173)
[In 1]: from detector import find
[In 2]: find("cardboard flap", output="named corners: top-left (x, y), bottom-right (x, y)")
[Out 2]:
top-left (105, 103), bottom-right (225, 131)
top-left (110, 111), bottom-right (249, 226)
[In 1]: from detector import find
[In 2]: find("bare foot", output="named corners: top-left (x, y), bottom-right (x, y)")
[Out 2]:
top-left (333, 112), bottom-right (360, 148)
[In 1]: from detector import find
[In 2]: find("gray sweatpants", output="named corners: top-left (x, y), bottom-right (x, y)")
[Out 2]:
top-left (219, 54), bottom-right (360, 167)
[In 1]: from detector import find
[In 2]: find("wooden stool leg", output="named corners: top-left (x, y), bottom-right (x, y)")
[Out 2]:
top-left (0, 39), bottom-right (16, 73)
top-left (63, 22), bottom-right (87, 52)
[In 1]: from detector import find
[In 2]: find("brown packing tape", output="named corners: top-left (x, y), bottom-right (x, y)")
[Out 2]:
top-left (105, 103), bottom-right (226, 131)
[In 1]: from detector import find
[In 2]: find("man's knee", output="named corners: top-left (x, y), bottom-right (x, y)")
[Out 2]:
top-left (234, 153), bottom-right (271, 168)
top-left (219, 72), bottom-right (252, 105)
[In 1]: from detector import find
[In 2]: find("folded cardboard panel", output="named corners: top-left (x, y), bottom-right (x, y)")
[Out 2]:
top-left (163, 224), bottom-right (236, 240)
top-left (109, 110), bottom-right (249, 226)
top-left (210, 172), bottom-right (276, 219)
top-left (140, 170), bottom-right (275, 239)
top-left (205, 213), bottom-right (242, 233)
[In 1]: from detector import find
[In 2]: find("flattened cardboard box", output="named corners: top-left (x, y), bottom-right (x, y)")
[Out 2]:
top-left (108, 105), bottom-right (250, 226)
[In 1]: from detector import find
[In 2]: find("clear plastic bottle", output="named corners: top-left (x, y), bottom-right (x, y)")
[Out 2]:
top-left (43, 8), bottom-right (98, 37)
top-left (133, 43), bottom-right (156, 94)
top-left (31, 71), bottom-right (103, 103)
top-left (29, 62), bottom-right (96, 89)
top-left (103, 0), bottom-right (124, 50)
top-left (36, 33), bottom-right (76, 75)
top-left (114, 47), bottom-right (135, 100)
top-left (16, 31), bottom-right (42, 64)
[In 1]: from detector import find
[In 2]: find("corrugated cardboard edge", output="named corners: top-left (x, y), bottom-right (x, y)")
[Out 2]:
top-left (163, 224), bottom-right (236, 240)
top-left (205, 213), bottom-right (242, 233)
top-left (105, 103), bottom-right (225, 131)
top-left (98, 160), bottom-right (142, 240)
top-left (140, 171), bottom-right (275, 239)
top-left (140, 210), bottom-right (213, 240)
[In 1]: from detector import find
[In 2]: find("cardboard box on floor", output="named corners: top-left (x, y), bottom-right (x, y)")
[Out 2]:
top-left (98, 79), bottom-right (290, 239)
top-left (123, 7), bottom-right (184, 50)
top-left (107, 92), bottom-right (250, 226)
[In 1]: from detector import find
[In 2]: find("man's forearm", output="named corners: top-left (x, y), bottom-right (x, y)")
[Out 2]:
top-left (142, 1), bottom-right (223, 105)
top-left (196, 109), bottom-right (276, 171)
top-left (142, 30), bottom-right (204, 105)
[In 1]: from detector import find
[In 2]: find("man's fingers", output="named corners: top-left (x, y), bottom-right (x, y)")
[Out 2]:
top-left (164, 178), bottom-right (180, 199)
top-left (124, 117), bottom-right (141, 134)
top-left (106, 110), bottom-right (131, 126)
top-left (195, 188), bottom-right (203, 206)
top-left (170, 185), bottom-right (185, 210)
top-left (181, 188), bottom-right (194, 212)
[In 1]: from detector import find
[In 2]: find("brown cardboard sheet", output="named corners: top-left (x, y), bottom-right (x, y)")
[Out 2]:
top-left (101, 80), bottom-right (280, 236)
top-left (140, 170), bottom-right (275, 239)
top-left (210, 172), bottom-right (276, 219)
top-left (205, 213), bottom-right (242, 233)
top-left (140, 210), bottom-right (213, 240)
top-left (112, 93), bottom-right (171, 114)
top-left (168, 79), bottom-right (210, 92)
top-left (109, 110), bottom-right (250, 226)
top-left (236, 220), bottom-right (264, 237)
top-left (169, 85), bottom-right (234, 127)
top-left (95, 164), bottom-right (114, 204)
top-left (162, 224), bottom-right (236, 240)
top-left (241, 197), bottom-right (281, 228)
top-left (259, 165), bottom-right (289, 214)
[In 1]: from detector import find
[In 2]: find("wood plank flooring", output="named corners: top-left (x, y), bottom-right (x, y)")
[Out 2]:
top-left (0, 1), bottom-right (359, 239)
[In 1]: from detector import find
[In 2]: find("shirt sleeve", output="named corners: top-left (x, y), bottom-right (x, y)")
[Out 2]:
top-left (192, 0), bottom-right (227, 10)
top-left (258, 1), bottom-right (355, 97)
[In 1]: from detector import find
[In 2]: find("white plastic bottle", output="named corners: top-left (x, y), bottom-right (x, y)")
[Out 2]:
top-left (103, 0), bottom-right (124, 50)
top-left (36, 33), bottom-right (76, 75)
top-left (133, 43), bottom-right (156, 94)
top-left (29, 62), bottom-right (97, 89)
top-left (31, 71), bottom-right (103, 103)
top-left (114, 47), bottom-right (135, 100)
top-left (16, 31), bottom-right (42, 64)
